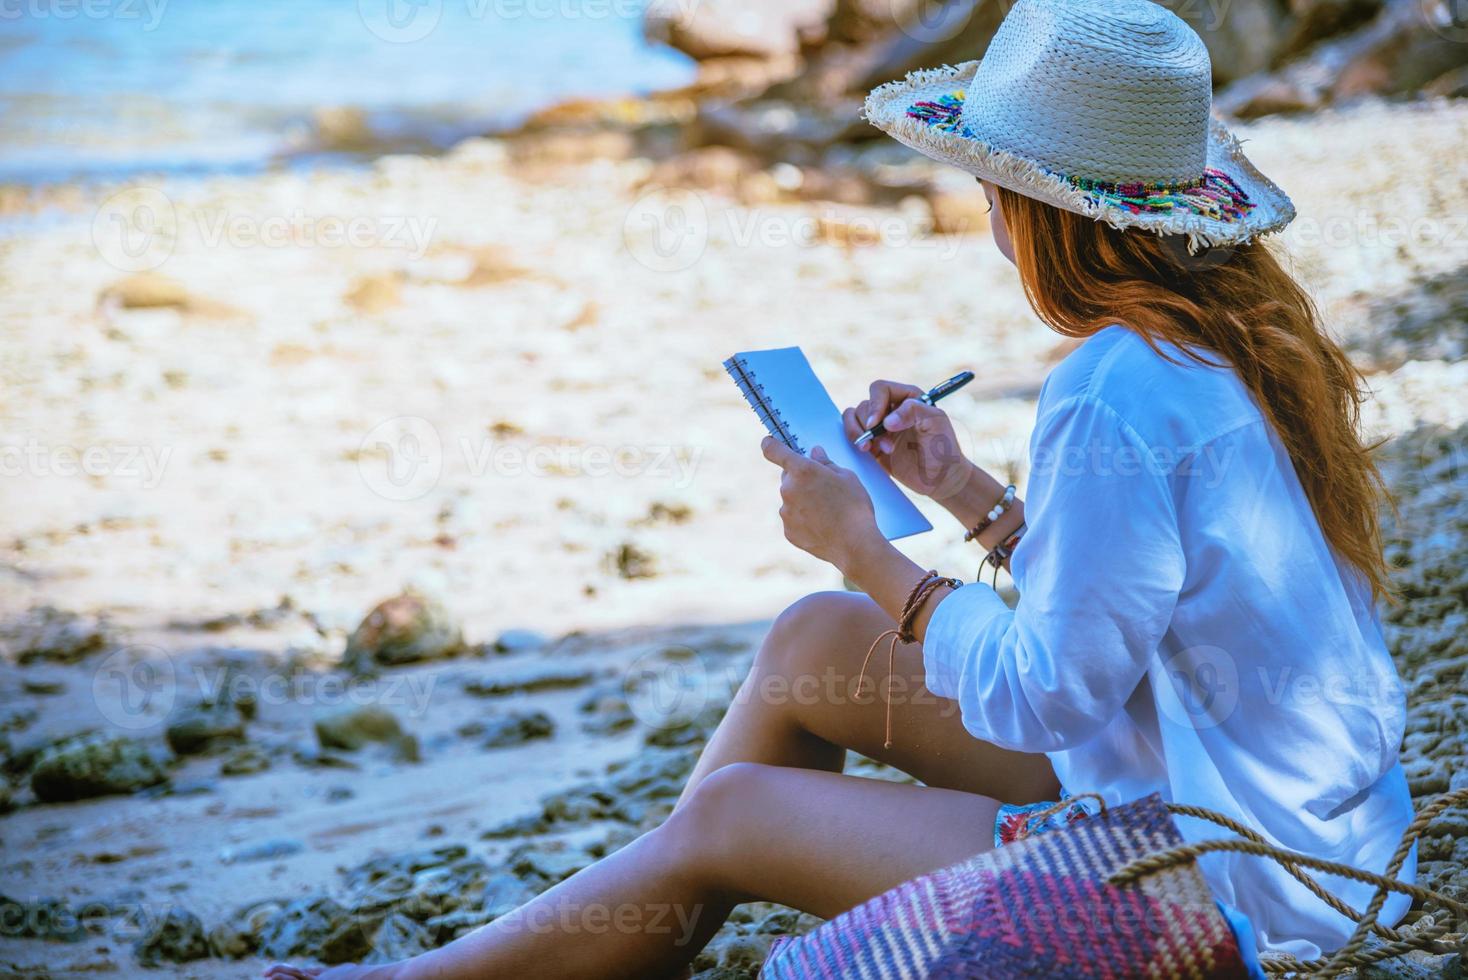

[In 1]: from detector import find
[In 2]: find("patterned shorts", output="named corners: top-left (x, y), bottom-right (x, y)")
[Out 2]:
top-left (993, 790), bottom-right (1104, 848)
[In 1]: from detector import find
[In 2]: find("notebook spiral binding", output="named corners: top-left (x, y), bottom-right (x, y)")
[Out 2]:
top-left (723, 356), bottom-right (803, 454)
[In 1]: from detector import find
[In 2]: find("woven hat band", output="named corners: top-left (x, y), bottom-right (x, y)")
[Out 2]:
top-left (960, 0), bottom-right (1213, 186)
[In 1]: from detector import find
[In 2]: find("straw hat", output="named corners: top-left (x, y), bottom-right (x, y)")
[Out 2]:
top-left (863, 0), bottom-right (1295, 249)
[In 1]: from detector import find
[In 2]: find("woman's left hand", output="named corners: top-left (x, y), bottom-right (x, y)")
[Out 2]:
top-left (761, 437), bottom-right (882, 571)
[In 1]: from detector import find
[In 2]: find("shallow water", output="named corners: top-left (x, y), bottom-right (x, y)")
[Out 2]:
top-left (0, 0), bottom-right (693, 185)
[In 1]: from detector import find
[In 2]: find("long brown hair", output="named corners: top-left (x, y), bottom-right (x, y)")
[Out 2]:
top-left (995, 185), bottom-right (1390, 600)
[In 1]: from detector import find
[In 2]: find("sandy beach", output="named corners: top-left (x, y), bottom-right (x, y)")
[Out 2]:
top-left (2, 92), bottom-right (1467, 976)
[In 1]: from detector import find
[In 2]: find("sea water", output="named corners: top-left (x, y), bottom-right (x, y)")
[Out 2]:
top-left (0, 0), bottom-right (694, 185)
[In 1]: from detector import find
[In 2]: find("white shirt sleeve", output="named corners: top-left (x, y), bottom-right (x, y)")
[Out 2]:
top-left (923, 394), bottom-right (1187, 752)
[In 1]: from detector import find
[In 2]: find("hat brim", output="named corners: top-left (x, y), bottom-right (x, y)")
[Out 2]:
top-left (864, 62), bottom-right (1295, 250)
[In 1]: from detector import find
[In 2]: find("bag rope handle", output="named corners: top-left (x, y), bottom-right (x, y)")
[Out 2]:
top-left (1105, 787), bottom-right (1468, 976)
top-left (1164, 802), bottom-right (1407, 943)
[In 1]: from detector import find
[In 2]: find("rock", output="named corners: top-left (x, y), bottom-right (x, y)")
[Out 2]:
top-left (391, 732), bottom-right (422, 764)
top-left (0, 896), bottom-right (89, 942)
top-left (1354, 265), bottom-right (1468, 370)
top-left (503, 129), bottom-right (639, 170)
top-left (101, 272), bottom-right (190, 310)
top-left (30, 736), bottom-right (168, 802)
top-left (506, 841), bottom-right (592, 886)
top-left (366, 911), bottom-right (434, 963)
top-left (1215, 2), bottom-right (1466, 119)
top-left (491, 628), bottom-right (549, 654)
top-left (219, 743), bottom-right (271, 776)
top-left (461, 666), bottom-right (594, 698)
top-left (206, 902), bottom-right (282, 960)
top-left (694, 98), bottom-right (863, 162)
top-left (579, 688), bottom-right (636, 736)
top-left (344, 274), bottom-right (402, 315)
top-left (827, 0), bottom-right (926, 43)
top-left (608, 542), bottom-right (657, 580)
top-left (0, 606), bottom-right (109, 665)
top-left (256, 897), bottom-right (360, 963)
top-left (315, 705), bottom-right (405, 752)
top-left (644, 0), bottom-right (833, 60)
top-left (165, 701), bottom-right (246, 756)
top-left (464, 709), bottom-right (556, 749)
top-left (312, 106), bottom-right (376, 153)
top-left (208, 921), bottom-right (253, 959)
top-left (480, 812), bottom-right (549, 840)
top-left (21, 678), bottom-right (65, 696)
top-left (221, 838), bottom-right (305, 864)
top-left (344, 592), bottom-right (463, 671)
top-left (133, 907), bottom-right (209, 965)
top-left (704, 932), bottom-right (777, 973)
top-left (645, 705), bottom-right (727, 749)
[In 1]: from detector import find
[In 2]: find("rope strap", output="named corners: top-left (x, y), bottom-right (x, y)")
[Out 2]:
top-left (856, 570), bottom-right (960, 749)
top-left (1104, 788), bottom-right (1468, 976)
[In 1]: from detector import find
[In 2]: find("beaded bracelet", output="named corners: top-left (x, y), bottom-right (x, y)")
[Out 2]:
top-left (963, 484), bottom-right (1017, 542)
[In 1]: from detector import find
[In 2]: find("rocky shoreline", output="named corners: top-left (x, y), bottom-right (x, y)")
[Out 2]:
top-left (1, 72), bottom-right (1465, 980)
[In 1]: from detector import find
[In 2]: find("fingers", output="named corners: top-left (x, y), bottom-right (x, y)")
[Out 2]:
top-left (809, 445), bottom-right (833, 466)
top-left (880, 398), bottom-right (941, 434)
top-left (842, 406), bottom-right (864, 444)
top-left (864, 380), bottom-right (925, 428)
top-left (761, 436), bottom-right (804, 470)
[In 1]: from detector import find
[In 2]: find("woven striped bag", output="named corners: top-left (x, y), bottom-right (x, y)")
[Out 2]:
top-left (761, 792), bottom-right (1248, 979)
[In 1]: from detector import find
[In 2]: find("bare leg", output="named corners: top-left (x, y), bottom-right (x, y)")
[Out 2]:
top-left (679, 591), bottom-right (1059, 804)
top-left (267, 592), bottom-right (1056, 980)
top-left (288, 763), bottom-right (1004, 980)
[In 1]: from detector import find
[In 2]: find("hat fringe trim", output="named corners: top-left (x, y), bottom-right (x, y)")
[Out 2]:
top-left (863, 66), bottom-right (1296, 253)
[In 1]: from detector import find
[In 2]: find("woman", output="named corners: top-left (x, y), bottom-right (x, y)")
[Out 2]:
top-left (269, 0), bottom-right (1412, 976)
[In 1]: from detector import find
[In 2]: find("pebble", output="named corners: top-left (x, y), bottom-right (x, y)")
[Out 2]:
top-left (491, 629), bottom-right (549, 654)
top-left (315, 705), bottom-right (405, 751)
top-left (0, 606), bottom-right (110, 665)
top-left (133, 907), bottom-right (209, 965)
top-left (165, 701), bottom-right (246, 756)
top-left (221, 838), bottom-right (305, 864)
top-left (29, 735), bottom-right (168, 802)
top-left (344, 592), bottom-right (463, 672)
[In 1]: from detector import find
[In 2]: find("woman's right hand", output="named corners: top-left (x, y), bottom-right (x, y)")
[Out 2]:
top-left (843, 380), bottom-right (976, 502)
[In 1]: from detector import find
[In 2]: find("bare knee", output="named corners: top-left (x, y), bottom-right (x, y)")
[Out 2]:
top-left (759, 591), bottom-right (875, 681)
top-left (661, 761), bottom-right (777, 895)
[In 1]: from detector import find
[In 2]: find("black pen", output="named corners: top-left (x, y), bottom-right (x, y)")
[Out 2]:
top-left (852, 371), bottom-right (975, 448)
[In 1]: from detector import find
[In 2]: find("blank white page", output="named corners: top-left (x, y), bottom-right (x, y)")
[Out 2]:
top-left (727, 347), bottom-right (931, 541)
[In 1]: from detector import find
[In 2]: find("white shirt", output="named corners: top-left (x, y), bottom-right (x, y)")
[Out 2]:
top-left (925, 325), bottom-right (1414, 958)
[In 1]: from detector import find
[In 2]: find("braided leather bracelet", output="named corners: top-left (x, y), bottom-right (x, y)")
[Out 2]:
top-left (857, 570), bottom-right (963, 749)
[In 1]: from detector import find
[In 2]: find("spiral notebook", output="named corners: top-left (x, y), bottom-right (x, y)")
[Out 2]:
top-left (724, 347), bottom-right (932, 541)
